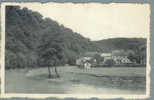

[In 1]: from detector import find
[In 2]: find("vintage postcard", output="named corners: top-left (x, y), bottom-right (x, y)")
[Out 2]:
top-left (0, 2), bottom-right (151, 99)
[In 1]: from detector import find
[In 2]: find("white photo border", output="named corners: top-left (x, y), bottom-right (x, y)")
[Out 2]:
top-left (0, 2), bottom-right (151, 99)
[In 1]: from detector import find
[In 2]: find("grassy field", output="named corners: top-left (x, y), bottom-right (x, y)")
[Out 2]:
top-left (5, 66), bottom-right (146, 94)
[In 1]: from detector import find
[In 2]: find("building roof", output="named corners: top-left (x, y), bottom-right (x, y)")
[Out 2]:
top-left (112, 50), bottom-right (128, 56)
top-left (101, 53), bottom-right (112, 57)
top-left (81, 52), bottom-right (100, 57)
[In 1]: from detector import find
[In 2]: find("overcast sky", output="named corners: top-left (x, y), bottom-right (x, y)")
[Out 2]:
top-left (19, 3), bottom-right (150, 40)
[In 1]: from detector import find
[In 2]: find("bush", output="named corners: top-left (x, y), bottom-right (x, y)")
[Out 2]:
top-left (5, 50), bottom-right (39, 69)
top-left (67, 59), bottom-right (76, 66)
top-left (104, 59), bottom-right (116, 67)
top-left (5, 50), bottom-right (18, 69)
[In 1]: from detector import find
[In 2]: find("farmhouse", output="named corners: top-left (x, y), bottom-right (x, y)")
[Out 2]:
top-left (100, 51), bottom-right (131, 64)
top-left (112, 56), bottom-right (132, 64)
top-left (76, 50), bottom-right (133, 68)
top-left (76, 52), bottom-right (98, 68)
top-left (100, 53), bottom-right (112, 62)
top-left (111, 50), bottom-right (132, 64)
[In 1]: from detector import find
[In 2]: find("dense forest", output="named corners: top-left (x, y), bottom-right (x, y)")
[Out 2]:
top-left (5, 6), bottom-right (147, 69)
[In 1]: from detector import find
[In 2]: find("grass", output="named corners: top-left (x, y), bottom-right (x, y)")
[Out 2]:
top-left (5, 66), bottom-right (146, 94)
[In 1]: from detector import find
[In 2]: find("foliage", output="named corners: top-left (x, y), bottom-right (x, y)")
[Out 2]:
top-left (104, 59), bottom-right (116, 67)
top-left (127, 44), bottom-right (146, 64)
top-left (93, 53), bottom-right (104, 63)
top-left (38, 37), bottom-right (64, 67)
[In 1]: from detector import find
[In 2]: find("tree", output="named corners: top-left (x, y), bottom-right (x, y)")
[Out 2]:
top-left (93, 53), bottom-right (104, 64)
top-left (127, 44), bottom-right (146, 64)
top-left (104, 59), bottom-right (115, 67)
top-left (139, 44), bottom-right (146, 64)
top-left (38, 33), bottom-right (64, 78)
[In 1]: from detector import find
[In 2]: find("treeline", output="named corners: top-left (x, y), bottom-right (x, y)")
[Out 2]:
top-left (5, 6), bottom-right (101, 69)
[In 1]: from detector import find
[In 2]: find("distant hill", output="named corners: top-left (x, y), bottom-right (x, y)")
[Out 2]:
top-left (5, 6), bottom-right (147, 69)
top-left (94, 38), bottom-right (147, 52)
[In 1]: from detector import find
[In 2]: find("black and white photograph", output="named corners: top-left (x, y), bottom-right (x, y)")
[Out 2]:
top-left (0, 3), bottom-right (150, 98)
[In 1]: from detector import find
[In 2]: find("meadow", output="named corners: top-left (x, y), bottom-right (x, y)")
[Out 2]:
top-left (5, 66), bottom-right (146, 94)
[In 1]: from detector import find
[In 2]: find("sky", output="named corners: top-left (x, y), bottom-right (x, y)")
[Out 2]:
top-left (18, 3), bottom-right (150, 40)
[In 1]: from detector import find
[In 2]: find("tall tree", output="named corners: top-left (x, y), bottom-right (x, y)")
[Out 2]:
top-left (38, 32), bottom-right (64, 78)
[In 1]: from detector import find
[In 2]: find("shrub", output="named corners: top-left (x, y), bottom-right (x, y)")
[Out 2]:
top-left (104, 59), bottom-right (116, 67)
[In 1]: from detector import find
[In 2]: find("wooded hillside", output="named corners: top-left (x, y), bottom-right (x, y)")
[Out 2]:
top-left (94, 38), bottom-right (146, 52)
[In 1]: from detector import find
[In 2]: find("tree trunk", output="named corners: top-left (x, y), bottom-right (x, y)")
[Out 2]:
top-left (48, 66), bottom-right (52, 78)
top-left (54, 67), bottom-right (60, 78)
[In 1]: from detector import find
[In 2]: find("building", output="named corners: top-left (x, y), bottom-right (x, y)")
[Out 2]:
top-left (76, 52), bottom-right (98, 68)
top-left (100, 51), bottom-right (132, 64)
top-left (76, 50), bottom-right (133, 68)
top-left (112, 56), bottom-right (132, 64)
top-left (100, 53), bottom-right (112, 63)
top-left (76, 57), bottom-right (94, 68)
